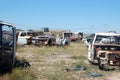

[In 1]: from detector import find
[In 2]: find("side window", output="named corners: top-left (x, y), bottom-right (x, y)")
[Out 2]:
top-left (2, 24), bottom-right (13, 49)
top-left (20, 32), bottom-right (26, 36)
top-left (118, 36), bottom-right (120, 44)
top-left (89, 34), bottom-right (95, 44)
top-left (95, 35), bottom-right (101, 43)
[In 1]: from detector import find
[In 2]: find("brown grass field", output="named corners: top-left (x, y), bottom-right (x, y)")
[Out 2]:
top-left (0, 42), bottom-right (120, 80)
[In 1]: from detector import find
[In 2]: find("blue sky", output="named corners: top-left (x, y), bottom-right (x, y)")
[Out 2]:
top-left (0, 0), bottom-right (120, 33)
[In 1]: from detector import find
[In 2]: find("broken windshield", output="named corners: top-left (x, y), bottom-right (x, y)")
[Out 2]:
top-left (95, 35), bottom-right (120, 44)
top-left (0, 24), bottom-right (14, 51)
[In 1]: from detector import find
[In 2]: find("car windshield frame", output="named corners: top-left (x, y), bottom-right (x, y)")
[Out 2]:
top-left (95, 35), bottom-right (120, 44)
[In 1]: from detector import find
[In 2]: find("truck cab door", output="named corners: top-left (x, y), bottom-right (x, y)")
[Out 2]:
top-left (88, 34), bottom-right (95, 62)
top-left (88, 43), bottom-right (92, 60)
top-left (0, 23), bottom-right (16, 72)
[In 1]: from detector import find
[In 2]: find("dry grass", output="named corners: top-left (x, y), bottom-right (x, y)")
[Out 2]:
top-left (0, 42), bottom-right (119, 80)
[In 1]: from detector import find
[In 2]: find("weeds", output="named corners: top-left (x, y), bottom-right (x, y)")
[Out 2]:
top-left (0, 42), bottom-right (116, 80)
top-left (0, 68), bottom-right (36, 80)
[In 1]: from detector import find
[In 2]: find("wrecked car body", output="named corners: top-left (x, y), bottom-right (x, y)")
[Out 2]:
top-left (56, 38), bottom-right (70, 46)
top-left (0, 21), bottom-right (16, 72)
top-left (88, 33), bottom-right (120, 69)
top-left (56, 31), bottom-right (71, 46)
top-left (17, 31), bottom-right (32, 45)
top-left (63, 31), bottom-right (75, 42)
top-left (32, 35), bottom-right (56, 46)
top-left (82, 37), bottom-right (91, 47)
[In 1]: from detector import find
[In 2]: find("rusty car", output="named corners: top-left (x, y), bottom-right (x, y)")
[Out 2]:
top-left (88, 32), bottom-right (120, 69)
top-left (32, 35), bottom-right (56, 46)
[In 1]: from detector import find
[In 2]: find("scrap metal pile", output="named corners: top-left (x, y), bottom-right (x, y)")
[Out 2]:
top-left (16, 30), bottom-right (82, 46)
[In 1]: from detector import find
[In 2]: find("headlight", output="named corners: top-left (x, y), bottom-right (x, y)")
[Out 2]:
top-left (110, 60), bottom-right (113, 65)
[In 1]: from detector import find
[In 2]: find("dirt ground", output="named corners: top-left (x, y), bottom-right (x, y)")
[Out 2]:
top-left (106, 73), bottom-right (120, 80)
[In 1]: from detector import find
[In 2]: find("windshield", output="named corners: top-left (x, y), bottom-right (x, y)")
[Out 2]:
top-left (0, 24), bottom-right (14, 51)
top-left (95, 35), bottom-right (120, 44)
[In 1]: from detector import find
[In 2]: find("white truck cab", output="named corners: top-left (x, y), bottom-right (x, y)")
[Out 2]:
top-left (17, 31), bottom-right (32, 45)
top-left (88, 32), bottom-right (120, 69)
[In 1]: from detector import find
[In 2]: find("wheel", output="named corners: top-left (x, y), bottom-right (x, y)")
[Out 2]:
top-left (98, 63), bottom-right (104, 70)
top-left (98, 59), bottom-right (104, 70)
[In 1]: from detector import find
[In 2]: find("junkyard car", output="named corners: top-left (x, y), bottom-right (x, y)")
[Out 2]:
top-left (88, 32), bottom-right (120, 69)
top-left (17, 31), bottom-right (32, 45)
top-left (32, 35), bottom-right (56, 46)
top-left (0, 21), bottom-right (16, 72)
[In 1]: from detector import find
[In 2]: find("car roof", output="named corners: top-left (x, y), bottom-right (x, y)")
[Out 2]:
top-left (0, 21), bottom-right (14, 27)
top-left (94, 32), bottom-right (120, 36)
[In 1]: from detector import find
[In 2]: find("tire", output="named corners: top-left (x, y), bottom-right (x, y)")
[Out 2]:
top-left (98, 63), bottom-right (104, 70)
top-left (98, 59), bottom-right (104, 70)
